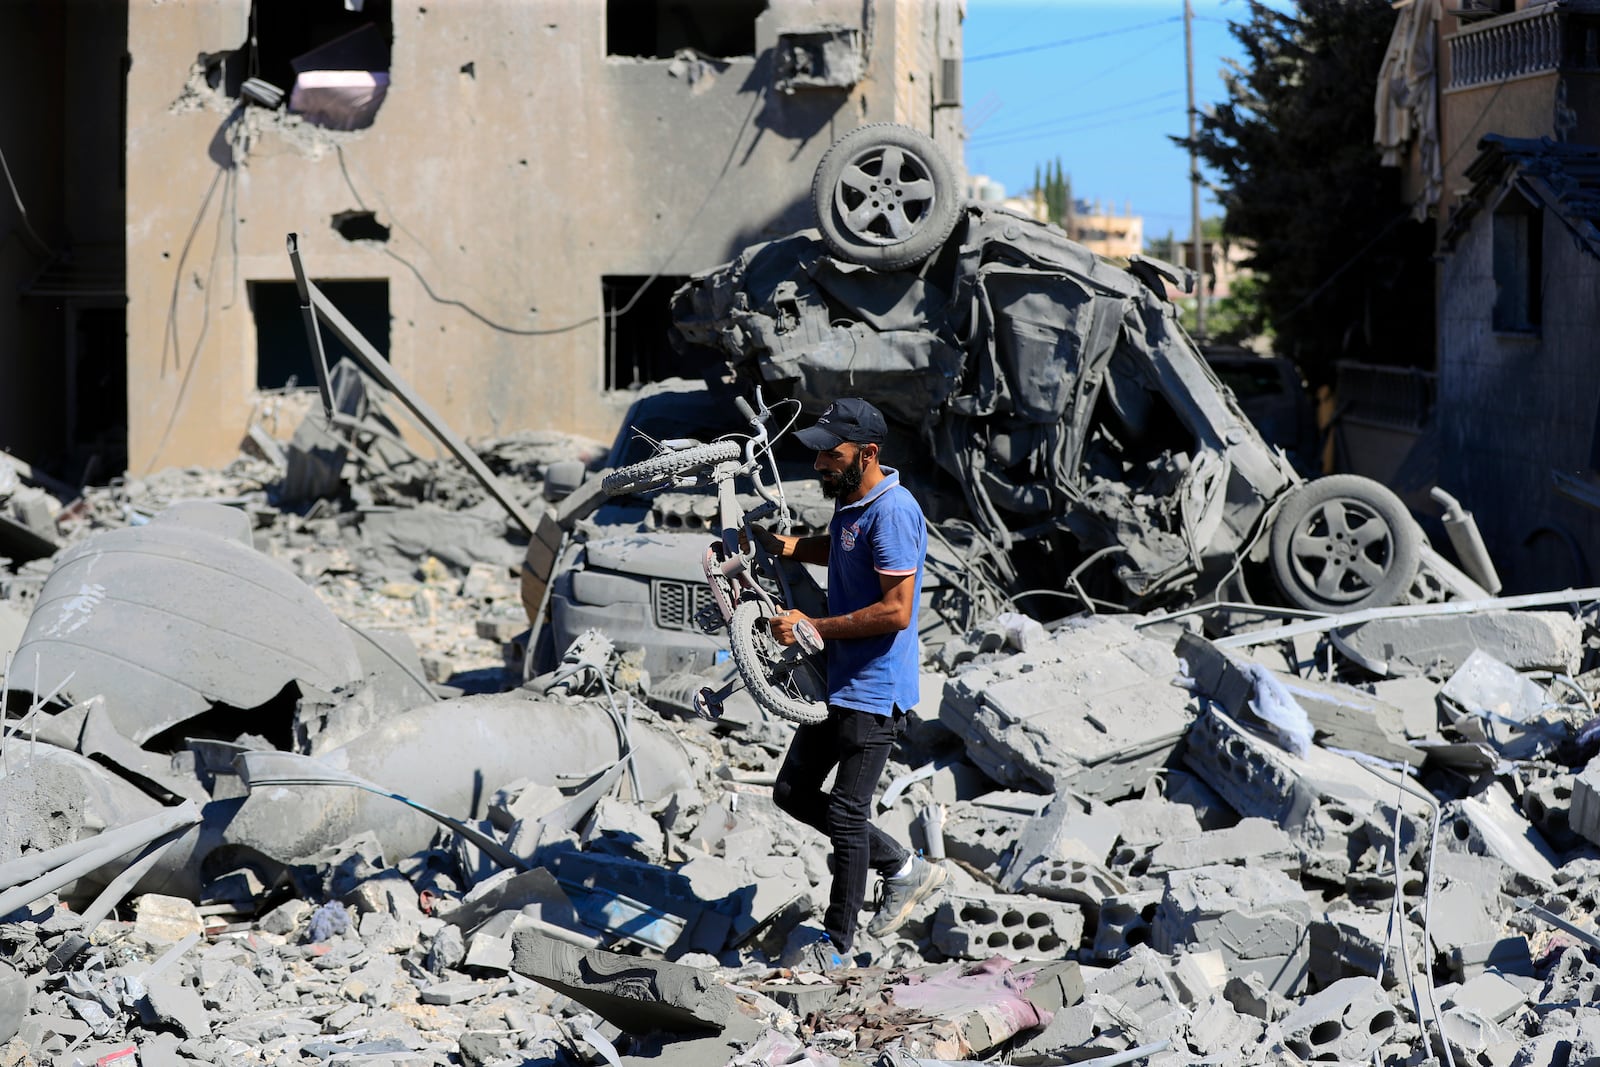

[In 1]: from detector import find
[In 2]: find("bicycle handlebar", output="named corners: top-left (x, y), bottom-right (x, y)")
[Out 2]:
top-left (735, 396), bottom-right (757, 423)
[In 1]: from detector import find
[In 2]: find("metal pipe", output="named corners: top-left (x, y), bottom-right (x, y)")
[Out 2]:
top-left (1429, 487), bottom-right (1502, 594)
top-left (0, 802), bottom-right (202, 894)
top-left (0, 802), bottom-right (203, 917)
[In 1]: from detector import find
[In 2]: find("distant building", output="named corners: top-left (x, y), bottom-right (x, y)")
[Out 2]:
top-left (1374, 0), bottom-right (1600, 590)
top-left (0, 0), bottom-right (963, 478)
top-left (1070, 199), bottom-right (1143, 261)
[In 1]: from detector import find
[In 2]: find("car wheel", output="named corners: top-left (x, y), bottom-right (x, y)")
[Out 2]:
top-left (601, 440), bottom-right (742, 497)
top-left (811, 123), bottom-right (961, 271)
top-left (727, 598), bottom-right (829, 724)
top-left (1268, 475), bottom-right (1421, 612)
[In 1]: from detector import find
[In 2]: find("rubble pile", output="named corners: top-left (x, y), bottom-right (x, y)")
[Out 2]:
top-left (5, 429), bottom-right (1600, 1065)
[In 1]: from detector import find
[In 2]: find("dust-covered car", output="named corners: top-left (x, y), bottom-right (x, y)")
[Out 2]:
top-left (666, 123), bottom-right (1482, 617)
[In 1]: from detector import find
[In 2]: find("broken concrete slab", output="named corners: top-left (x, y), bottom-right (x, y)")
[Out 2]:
top-left (0, 962), bottom-right (26, 1045)
top-left (1151, 863), bottom-right (1313, 996)
top-left (941, 617), bottom-right (1194, 798)
top-left (1183, 706), bottom-right (1431, 883)
top-left (1002, 791), bottom-right (1120, 891)
top-left (1447, 971), bottom-right (1529, 1025)
top-left (509, 929), bottom-right (734, 1033)
top-left (1138, 817), bottom-right (1299, 876)
top-left (1329, 609), bottom-right (1584, 677)
top-left (1440, 781), bottom-right (1561, 887)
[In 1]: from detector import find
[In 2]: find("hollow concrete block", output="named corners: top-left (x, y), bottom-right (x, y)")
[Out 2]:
top-left (931, 892), bottom-right (1084, 961)
top-left (1274, 976), bottom-right (1397, 1063)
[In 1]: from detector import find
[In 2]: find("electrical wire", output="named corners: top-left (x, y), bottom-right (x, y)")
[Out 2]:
top-left (965, 104), bottom-right (1191, 153)
top-left (969, 90), bottom-right (1187, 146)
top-left (0, 140), bottom-right (53, 256)
top-left (966, 15), bottom-right (1183, 63)
top-left (964, 32), bottom-right (1184, 138)
top-left (331, 83), bottom-right (765, 337)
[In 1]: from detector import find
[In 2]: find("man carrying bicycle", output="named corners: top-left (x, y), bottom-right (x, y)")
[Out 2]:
top-left (755, 397), bottom-right (947, 971)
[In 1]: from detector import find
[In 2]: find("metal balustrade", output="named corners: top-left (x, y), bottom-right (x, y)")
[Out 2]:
top-left (1447, 5), bottom-right (1600, 89)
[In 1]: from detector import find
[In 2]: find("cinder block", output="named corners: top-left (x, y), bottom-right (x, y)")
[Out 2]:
top-left (1571, 758), bottom-right (1600, 848)
top-left (931, 892), bottom-right (1083, 961)
top-left (1275, 976), bottom-right (1397, 1063)
top-left (1001, 791), bottom-right (1121, 890)
top-left (1092, 890), bottom-right (1162, 961)
top-left (1012, 859), bottom-right (1127, 926)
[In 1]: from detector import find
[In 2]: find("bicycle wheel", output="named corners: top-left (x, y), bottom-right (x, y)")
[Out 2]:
top-left (727, 599), bottom-right (829, 725)
top-left (602, 440), bottom-right (742, 497)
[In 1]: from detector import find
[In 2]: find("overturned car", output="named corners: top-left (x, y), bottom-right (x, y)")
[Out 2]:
top-left (665, 123), bottom-right (1481, 618)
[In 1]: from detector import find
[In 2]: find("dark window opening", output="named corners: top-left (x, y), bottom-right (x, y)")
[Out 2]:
top-left (251, 280), bottom-right (389, 390)
top-left (1492, 190), bottom-right (1541, 333)
top-left (603, 275), bottom-right (725, 390)
top-left (70, 307), bottom-right (129, 477)
top-left (606, 0), bottom-right (765, 59)
top-left (207, 0), bottom-right (393, 128)
top-left (332, 210), bottom-right (391, 242)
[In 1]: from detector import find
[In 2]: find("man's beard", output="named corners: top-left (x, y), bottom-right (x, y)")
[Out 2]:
top-left (821, 451), bottom-right (866, 500)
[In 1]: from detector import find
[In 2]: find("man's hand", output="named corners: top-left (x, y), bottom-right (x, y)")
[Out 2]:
top-left (769, 607), bottom-right (813, 646)
top-left (749, 525), bottom-right (791, 559)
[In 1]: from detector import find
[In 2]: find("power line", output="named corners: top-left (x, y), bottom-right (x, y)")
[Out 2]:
top-left (970, 89), bottom-right (1185, 144)
top-left (966, 104), bottom-right (1186, 152)
top-left (965, 32), bottom-right (1184, 138)
top-left (966, 15), bottom-right (1183, 63)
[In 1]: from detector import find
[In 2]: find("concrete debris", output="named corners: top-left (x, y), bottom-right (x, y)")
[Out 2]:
top-left (1, 424), bottom-right (1598, 1067)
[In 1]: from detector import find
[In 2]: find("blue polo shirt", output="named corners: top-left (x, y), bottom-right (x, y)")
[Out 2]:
top-left (826, 468), bottom-right (927, 717)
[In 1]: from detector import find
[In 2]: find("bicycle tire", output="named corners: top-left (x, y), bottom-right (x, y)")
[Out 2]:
top-left (602, 440), bottom-right (742, 497)
top-left (728, 599), bottom-right (829, 725)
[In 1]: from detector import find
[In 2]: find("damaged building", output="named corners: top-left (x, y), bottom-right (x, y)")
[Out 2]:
top-left (0, 0), bottom-right (962, 479)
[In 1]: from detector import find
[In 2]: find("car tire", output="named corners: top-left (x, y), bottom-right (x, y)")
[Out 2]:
top-left (727, 598), bottom-right (829, 725)
top-left (811, 123), bottom-right (962, 271)
top-left (1268, 475), bottom-right (1421, 612)
top-left (601, 440), bottom-right (742, 497)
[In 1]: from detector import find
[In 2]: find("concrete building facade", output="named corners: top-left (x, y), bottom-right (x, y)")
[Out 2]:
top-left (1375, 0), bottom-right (1600, 590)
top-left (1, 0), bottom-right (962, 478)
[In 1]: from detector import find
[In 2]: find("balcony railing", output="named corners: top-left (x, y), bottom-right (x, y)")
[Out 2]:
top-left (1335, 361), bottom-right (1437, 431)
top-left (1447, 4), bottom-right (1600, 89)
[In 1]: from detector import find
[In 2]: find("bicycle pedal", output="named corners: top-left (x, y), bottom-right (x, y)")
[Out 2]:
top-left (695, 603), bottom-right (726, 634)
top-left (693, 686), bottom-right (725, 720)
top-left (793, 618), bottom-right (825, 655)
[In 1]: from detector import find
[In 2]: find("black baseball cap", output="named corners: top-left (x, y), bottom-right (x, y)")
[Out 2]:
top-left (794, 398), bottom-right (888, 450)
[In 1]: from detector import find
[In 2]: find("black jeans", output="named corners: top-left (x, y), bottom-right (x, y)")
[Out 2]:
top-left (772, 704), bottom-right (911, 952)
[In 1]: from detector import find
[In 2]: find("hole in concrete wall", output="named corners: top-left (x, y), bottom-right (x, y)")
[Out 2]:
top-left (603, 274), bottom-right (724, 391)
top-left (251, 279), bottom-right (389, 390)
top-left (1369, 1010), bottom-right (1396, 1034)
top-left (605, 0), bottom-right (765, 59)
top-left (208, 0), bottom-right (393, 128)
top-left (332, 210), bottom-right (391, 242)
top-left (1452, 818), bottom-right (1472, 841)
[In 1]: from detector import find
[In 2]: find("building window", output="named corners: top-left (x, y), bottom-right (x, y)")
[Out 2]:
top-left (1491, 190), bottom-right (1542, 333)
top-left (251, 280), bottom-right (389, 390)
top-left (209, 0), bottom-right (392, 130)
top-left (603, 275), bottom-right (727, 390)
top-left (605, 0), bottom-right (765, 59)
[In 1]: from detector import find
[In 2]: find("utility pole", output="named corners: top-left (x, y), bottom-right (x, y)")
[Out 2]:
top-left (1184, 0), bottom-right (1207, 342)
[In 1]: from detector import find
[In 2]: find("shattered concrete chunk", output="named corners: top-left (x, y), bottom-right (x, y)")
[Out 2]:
top-left (133, 895), bottom-right (205, 945)
top-left (1152, 864), bottom-right (1313, 996)
top-left (1330, 609), bottom-right (1584, 676)
top-left (510, 929), bottom-right (735, 1033)
top-left (1570, 756), bottom-right (1600, 848)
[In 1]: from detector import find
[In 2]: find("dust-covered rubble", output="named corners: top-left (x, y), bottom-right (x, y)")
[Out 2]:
top-left (4, 412), bottom-right (1600, 1065)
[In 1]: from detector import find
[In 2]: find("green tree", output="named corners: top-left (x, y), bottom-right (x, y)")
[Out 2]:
top-left (1032, 157), bottom-right (1072, 228)
top-left (1182, 0), bottom-right (1433, 388)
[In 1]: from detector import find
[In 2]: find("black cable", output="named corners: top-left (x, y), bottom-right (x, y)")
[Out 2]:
top-left (966, 104), bottom-right (1189, 153)
top-left (969, 90), bottom-right (1186, 145)
top-left (330, 84), bottom-right (765, 336)
top-left (966, 15), bottom-right (1183, 63)
top-left (964, 32), bottom-right (1183, 137)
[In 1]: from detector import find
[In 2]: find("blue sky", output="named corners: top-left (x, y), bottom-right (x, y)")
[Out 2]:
top-left (962, 0), bottom-right (1294, 243)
